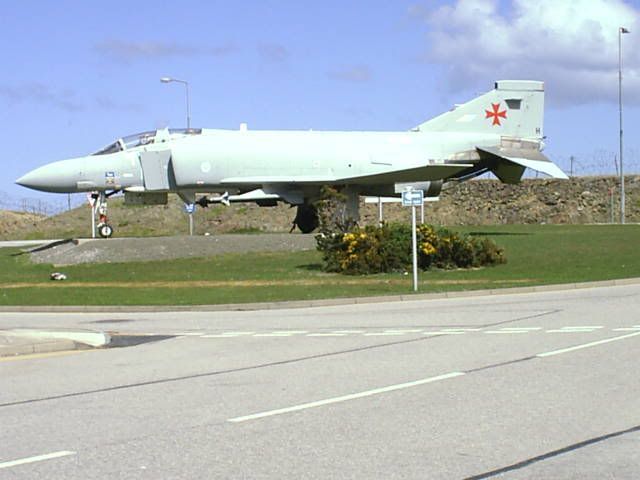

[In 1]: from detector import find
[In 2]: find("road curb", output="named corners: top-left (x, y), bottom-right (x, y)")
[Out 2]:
top-left (0, 338), bottom-right (83, 357)
top-left (0, 329), bottom-right (110, 357)
top-left (0, 277), bottom-right (638, 313)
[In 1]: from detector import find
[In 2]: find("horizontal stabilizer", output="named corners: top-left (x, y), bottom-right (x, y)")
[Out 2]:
top-left (478, 146), bottom-right (568, 182)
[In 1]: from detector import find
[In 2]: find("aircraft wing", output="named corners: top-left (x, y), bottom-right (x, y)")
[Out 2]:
top-left (339, 164), bottom-right (473, 184)
top-left (219, 164), bottom-right (472, 187)
top-left (220, 176), bottom-right (336, 185)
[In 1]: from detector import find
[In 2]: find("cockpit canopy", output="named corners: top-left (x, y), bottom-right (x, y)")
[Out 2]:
top-left (92, 128), bottom-right (202, 156)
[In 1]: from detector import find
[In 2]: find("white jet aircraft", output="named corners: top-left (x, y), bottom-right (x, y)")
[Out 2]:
top-left (16, 80), bottom-right (567, 237)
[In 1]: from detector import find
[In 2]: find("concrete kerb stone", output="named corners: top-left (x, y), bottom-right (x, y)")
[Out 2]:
top-left (0, 277), bottom-right (639, 313)
top-left (0, 329), bottom-right (110, 357)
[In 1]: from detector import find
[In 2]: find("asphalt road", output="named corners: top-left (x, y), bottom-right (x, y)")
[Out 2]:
top-left (1, 285), bottom-right (639, 479)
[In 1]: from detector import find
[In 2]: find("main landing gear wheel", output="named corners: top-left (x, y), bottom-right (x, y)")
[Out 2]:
top-left (292, 204), bottom-right (319, 233)
top-left (98, 223), bottom-right (113, 238)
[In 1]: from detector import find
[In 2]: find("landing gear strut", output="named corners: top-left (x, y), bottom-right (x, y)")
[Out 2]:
top-left (291, 204), bottom-right (319, 233)
top-left (92, 191), bottom-right (114, 238)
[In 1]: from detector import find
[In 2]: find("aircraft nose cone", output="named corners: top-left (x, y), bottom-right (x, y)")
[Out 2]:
top-left (15, 159), bottom-right (84, 193)
top-left (15, 167), bottom-right (51, 191)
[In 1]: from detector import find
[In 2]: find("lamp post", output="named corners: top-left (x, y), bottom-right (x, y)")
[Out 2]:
top-left (618, 27), bottom-right (630, 224)
top-left (160, 77), bottom-right (191, 129)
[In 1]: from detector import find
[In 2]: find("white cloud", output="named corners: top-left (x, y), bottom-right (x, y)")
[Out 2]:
top-left (413, 0), bottom-right (640, 105)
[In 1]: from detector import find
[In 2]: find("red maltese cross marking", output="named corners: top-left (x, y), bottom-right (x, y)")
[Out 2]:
top-left (485, 103), bottom-right (507, 126)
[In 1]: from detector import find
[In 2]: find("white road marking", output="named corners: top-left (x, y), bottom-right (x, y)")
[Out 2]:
top-left (275, 331), bottom-right (308, 334)
top-left (500, 327), bottom-right (542, 331)
top-left (0, 451), bottom-right (76, 470)
top-left (561, 326), bottom-right (604, 329)
top-left (253, 333), bottom-right (294, 337)
top-left (613, 327), bottom-right (640, 331)
top-left (547, 326), bottom-right (604, 333)
top-left (383, 329), bottom-right (423, 333)
top-left (228, 372), bottom-right (465, 423)
top-left (364, 332), bottom-right (405, 336)
top-left (484, 330), bottom-right (530, 334)
top-left (307, 333), bottom-right (346, 337)
top-left (200, 332), bottom-right (256, 338)
top-left (537, 331), bottom-right (640, 358)
top-left (331, 330), bottom-right (365, 334)
top-left (442, 328), bottom-right (481, 332)
top-left (424, 331), bottom-right (466, 335)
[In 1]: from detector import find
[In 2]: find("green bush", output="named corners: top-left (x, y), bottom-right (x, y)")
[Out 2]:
top-left (316, 223), bottom-right (506, 275)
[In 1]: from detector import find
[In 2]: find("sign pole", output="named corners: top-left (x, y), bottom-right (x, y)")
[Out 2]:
top-left (185, 203), bottom-right (196, 236)
top-left (411, 204), bottom-right (418, 292)
top-left (91, 205), bottom-right (96, 238)
top-left (402, 188), bottom-right (423, 293)
top-left (378, 197), bottom-right (383, 226)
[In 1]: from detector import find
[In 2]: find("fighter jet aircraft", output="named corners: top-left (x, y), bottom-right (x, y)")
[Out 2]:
top-left (16, 80), bottom-right (567, 237)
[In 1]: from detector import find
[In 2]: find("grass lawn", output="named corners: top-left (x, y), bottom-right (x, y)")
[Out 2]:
top-left (0, 224), bottom-right (638, 306)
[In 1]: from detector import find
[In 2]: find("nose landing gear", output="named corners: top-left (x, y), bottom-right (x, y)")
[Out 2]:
top-left (91, 191), bottom-right (114, 238)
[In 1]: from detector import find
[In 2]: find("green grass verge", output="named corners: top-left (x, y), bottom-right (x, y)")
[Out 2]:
top-left (1, 224), bottom-right (639, 306)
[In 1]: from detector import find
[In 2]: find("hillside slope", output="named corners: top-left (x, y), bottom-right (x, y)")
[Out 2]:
top-left (3, 176), bottom-right (638, 240)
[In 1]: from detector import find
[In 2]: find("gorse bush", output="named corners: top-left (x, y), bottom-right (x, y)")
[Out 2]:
top-left (316, 223), bottom-right (506, 275)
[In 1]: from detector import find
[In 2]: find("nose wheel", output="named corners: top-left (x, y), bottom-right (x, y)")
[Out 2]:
top-left (97, 222), bottom-right (113, 238)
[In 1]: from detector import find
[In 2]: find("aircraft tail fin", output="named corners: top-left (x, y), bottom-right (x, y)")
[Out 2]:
top-left (416, 80), bottom-right (545, 141)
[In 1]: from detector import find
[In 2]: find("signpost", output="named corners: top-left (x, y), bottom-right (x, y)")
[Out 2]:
top-left (402, 189), bottom-right (423, 292)
top-left (185, 203), bottom-right (195, 236)
top-left (87, 193), bottom-right (97, 238)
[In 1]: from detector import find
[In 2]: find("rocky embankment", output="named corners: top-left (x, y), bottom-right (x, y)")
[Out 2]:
top-left (385, 175), bottom-right (639, 225)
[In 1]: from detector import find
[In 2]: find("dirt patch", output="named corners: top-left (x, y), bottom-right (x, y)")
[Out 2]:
top-left (29, 234), bottom-right (317, 265)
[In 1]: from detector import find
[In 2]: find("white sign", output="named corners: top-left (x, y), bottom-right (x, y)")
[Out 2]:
top-left (402, 189), bottom-right (423, 207)
top-left (184, 203), bottom-right (195, 214)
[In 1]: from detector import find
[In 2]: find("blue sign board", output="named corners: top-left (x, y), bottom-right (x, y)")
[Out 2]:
top-left (401, 189), bottom-right (423, 207)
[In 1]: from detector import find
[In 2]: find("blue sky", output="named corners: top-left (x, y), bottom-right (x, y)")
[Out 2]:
top-left (1, 0), bottom-right (639, 212)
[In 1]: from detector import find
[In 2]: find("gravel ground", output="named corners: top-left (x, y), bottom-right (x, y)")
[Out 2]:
top-left (29, 234), bottom-right (317, 265)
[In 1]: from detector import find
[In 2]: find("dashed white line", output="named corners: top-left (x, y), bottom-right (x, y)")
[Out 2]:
top-left (364, 332), bottom-right (405, 336)
top-left (228, 372), bottom-right (465, 423)
top-left (0, 451), bottom-right (76, 470)
top-left (253, 333), bottom-right (294, 337)
top-left (307, 333), bottom-right (347, 337)
top-left (546, 327), bottom-right (603, 333)
top-left (500, 327), bottom-right (542, 331)
top-left (537, 331), bottom-right (640, 358)
top-left (331, 330), bottom-right (365, 334)
top-left (424, 331), bottom-right (466, 336)
top-left (484, 330), bottom-right (530, 334)
top-left (383, 329), bottom-right (424, 333)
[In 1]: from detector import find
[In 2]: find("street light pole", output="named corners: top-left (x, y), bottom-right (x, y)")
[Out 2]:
top-left (618, 27), bottom-right (629, 224)
top-left (160, 77), bottom-right (191, 129)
